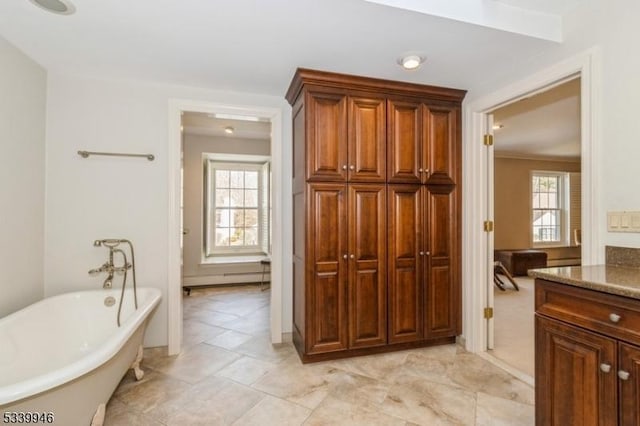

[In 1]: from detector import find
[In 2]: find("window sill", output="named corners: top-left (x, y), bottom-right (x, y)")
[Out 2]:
top-left (200, 254), bottom-right (269, 265)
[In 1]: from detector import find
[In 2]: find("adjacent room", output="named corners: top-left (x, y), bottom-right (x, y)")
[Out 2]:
top-left (490, 78), bottom-right (582, 378)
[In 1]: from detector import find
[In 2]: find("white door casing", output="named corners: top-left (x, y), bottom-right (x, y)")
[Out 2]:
top-left (462, 47), bottom-right (603, 354)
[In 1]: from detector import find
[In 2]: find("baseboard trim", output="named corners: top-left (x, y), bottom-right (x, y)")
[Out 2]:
top-left (183, 273), bottom-right (270, 286)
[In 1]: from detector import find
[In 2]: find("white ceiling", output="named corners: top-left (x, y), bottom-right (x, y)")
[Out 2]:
top-left (493, 78), bottom-right (581, 159)
top-left (182, 113), bottom-right (271, 140)
top-left (0, 0), bottom-right (578, 96)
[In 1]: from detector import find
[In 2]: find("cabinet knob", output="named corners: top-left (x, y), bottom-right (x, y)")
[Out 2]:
top-left (609, 313), bottom-right (622, 323)
top-left (349, 165), bottom-right (355, 171)
top-left (350, 254), bottom-right (355, 259)
top-left (618, 370), bottom-right (631, 380)
top-left (342, 165), bottom-right (347, 170)
top-left (419, 251), bottom-right (425, 256)
top-left (343, 254), bottom-right (348, 259)
top-left (600, 363), bottom-right (612, 373)
top-left (419, 168), bottom-right (423, 173)
top-left (425, 168), bottom-right (429, 174)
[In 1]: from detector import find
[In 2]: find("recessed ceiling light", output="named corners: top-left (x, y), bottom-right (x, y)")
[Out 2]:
top-left (224, 126), bottom-right (235, 135)
top-left (29, 0), bottom-right (76, 15)
top-left (398, 55), bottom-right (424, 70)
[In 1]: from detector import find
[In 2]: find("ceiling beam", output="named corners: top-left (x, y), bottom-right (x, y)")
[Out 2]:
top-left (363, 0), bottom-right (563, 42)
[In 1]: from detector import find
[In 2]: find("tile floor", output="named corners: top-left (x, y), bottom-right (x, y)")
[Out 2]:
top-left (105, 285), bottom-right (534, 425)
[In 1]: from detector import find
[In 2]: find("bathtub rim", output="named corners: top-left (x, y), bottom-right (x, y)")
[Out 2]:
top-left (0, 287), bottom-right (161, 405)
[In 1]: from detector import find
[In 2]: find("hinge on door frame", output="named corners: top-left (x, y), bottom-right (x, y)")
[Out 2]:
top-left (483, 134), bottom-right (494, 146)
top-left (483, 220), bottom-right (494, 232)
top-left (484, 307), bottom-right (494, 319)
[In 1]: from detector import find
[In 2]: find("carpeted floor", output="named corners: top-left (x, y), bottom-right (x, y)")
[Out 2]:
top-left (491, 276), bottom-right (535, 377)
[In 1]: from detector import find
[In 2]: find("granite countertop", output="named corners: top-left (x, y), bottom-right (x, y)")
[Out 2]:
top-left (529, 265), bottom-right (640, 300)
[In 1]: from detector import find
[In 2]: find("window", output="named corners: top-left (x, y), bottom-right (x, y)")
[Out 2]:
top-left (531, 172), bottom-right (568, 246)
top-left (205, 157), bottom-right (270, 256)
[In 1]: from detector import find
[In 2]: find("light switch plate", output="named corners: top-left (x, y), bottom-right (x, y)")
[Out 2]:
top-left (608, 211), bottom-right (640, 233)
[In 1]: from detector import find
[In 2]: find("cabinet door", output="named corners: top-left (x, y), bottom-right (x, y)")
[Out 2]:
top-left (424, 185), bottom-right (459, 338)
top-left (387, 185), bottom-right (423, 343)
top-left (387, 100), bottom-right (422, 183)
top-left (348, 184), bottom-right (387, 348)
top-left (619, 342), bottom-right (640, 425)
top-left (306, 92), bottom-right (347, 181)
top-left (307, 183), bottom-right (348, 353)
top-left (535, 315), bottom-right (617, 426)
top-left (348, 97), bottom-right (386, 182)
top-left (423, 105), bottom-right (459, 185)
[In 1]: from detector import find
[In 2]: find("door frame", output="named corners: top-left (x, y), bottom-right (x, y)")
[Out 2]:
top-left (167, 99), bottom-right (287, 355)
top-left (462, 47), bottom-right (603, 354)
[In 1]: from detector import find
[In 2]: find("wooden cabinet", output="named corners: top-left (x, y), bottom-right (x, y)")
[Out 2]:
top-left (388, 184), bottom-right (423, 343)
top-left (535, 278), bottom-right (640, 425)
top-left (288, 68), bottom-right (465, 362)
top-left (306, 182), bottom-right (386, 354)
top-left (305, 91), bottom-right (386, 183)
top-left (387, 101), bottom-right (459, 185)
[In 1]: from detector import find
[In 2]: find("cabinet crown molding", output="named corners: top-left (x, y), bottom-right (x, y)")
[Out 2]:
top-left (285, 68), bottom-right (467, 105)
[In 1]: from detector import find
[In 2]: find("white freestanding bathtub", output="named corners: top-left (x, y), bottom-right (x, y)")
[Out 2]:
top-left (0, 287), bottom-right (161, 425)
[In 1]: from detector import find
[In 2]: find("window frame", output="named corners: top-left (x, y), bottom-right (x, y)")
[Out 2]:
top-left (204, 155), bottom-right (270, 257)
top-left (530, 171), bottom-right (570, 248)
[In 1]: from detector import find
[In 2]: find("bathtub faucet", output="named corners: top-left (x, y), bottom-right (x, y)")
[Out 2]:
top-left (89, 239), bottom-right (139, 326)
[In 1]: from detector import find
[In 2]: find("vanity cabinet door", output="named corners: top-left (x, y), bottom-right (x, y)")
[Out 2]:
top-left (619, 342), bottom-right (640, 425)
top-left (535, 315), bottom-right (617, 426)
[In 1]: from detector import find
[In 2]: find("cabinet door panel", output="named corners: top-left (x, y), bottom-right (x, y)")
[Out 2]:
top-left (423, 105), bottom-right (458, 185)
top-left (348, 184), bottom-right (387, 348)
top-left (619, 342), bottom-right (640, 425)
top-left (308, 183), bottom-right (348, 353)
top-left (535, 315), bottom-right (617, 426)
top-left (348, 97), bottom-right (386, 182)
top-left (425, 187), bottom-right (458, 337)
top-left (307, 92), bottom-right (347, 181)
top-left (388, 185), bottom-right (423, 343)
top-left (387, 101), bottom-right (421, 183)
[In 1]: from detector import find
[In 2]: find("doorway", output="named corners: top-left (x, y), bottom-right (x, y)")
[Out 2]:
top-left (488, 78), bottom-right (582, 379)
top-left (462, 49), bottom-right (603, 372)
top-left (180, 112), bottom-right (273, 348)
top-left (168, 100), bottom-right (287, 356)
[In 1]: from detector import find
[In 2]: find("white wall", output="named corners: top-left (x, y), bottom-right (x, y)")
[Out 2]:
top-left (44, 73), bottom-right (292, 346)
top-left (468, 0), bottom-right (640, 251)
top-left (0, 36), bottom-right (46, 317)
top-left (182, 133), bottom-right (270, 280)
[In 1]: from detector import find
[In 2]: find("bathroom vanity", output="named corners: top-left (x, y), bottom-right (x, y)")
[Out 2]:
top-left (531, 264), bottom-right (640, 425)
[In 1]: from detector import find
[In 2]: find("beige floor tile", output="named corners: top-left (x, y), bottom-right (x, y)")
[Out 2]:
top-left (165, 379), bottom-right (265, 426)
top-left (216, 355), bottom-right (276, 385)
top-left (234, 335), bottom-right (297, 363)
top-left (252, 359), bottom-right (334, 409)
top-left (447, 353), bottom-right (534, 405)
top-left (186, 309), bottom-right (242, 327)
top-left (305, 395), bottom-right (405, 426)
top-left (206, 329), bottom-right (254, 350)
top-left (381, 377), bottom-right (477, 425)
top-left (233, 395), bottom-right (311, 426)
top-left (326, 350), bottom-right (410, 383)
top-left (475, 392), bottom-right (535, 426)
top-left (144, 343), bottom-right (241, 384)
top-left (112, 369), bottom-right (192, 415)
